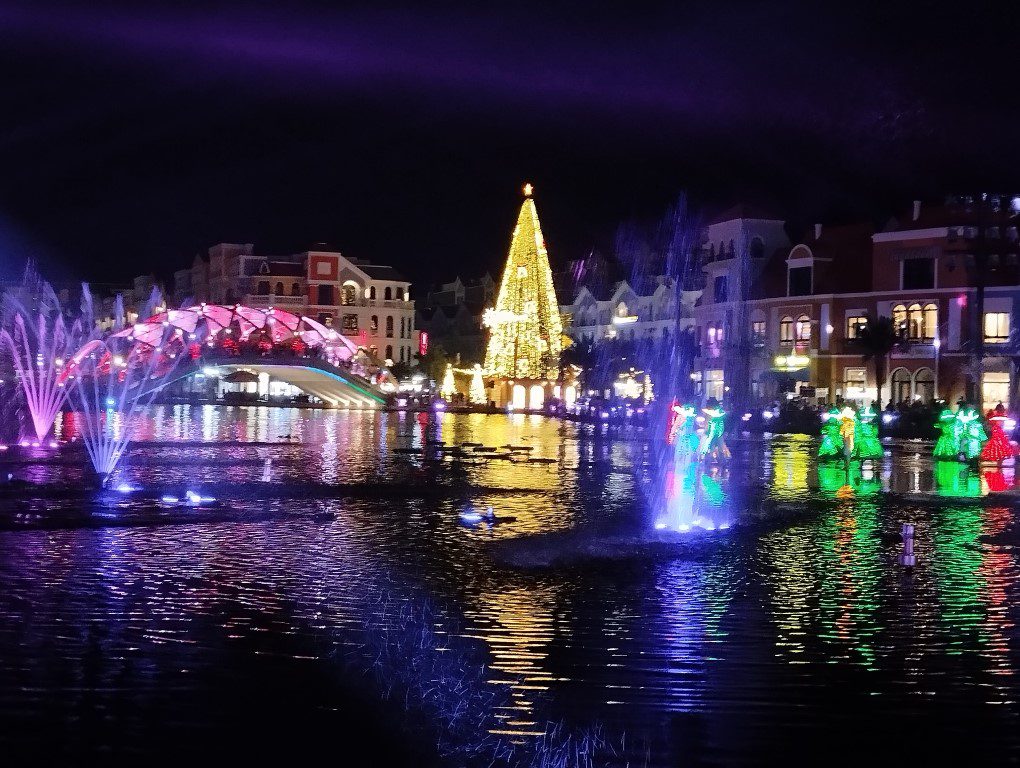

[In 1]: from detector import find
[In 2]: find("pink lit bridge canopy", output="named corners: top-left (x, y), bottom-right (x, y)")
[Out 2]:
top-left (100, 304), bottom-right (384, 407)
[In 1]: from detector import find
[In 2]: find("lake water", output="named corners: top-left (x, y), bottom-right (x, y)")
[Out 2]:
top-left (1, 406), bottom-right (1019, 765)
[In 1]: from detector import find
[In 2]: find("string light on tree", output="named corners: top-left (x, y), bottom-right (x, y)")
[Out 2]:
top-left (469, 363), bottom-right (486, 404)
top-left (483, 183), bottom-right (563, 379)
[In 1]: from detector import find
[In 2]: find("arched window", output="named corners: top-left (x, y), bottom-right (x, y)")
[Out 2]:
top-left (341, 282), bottom-right (358, 306)
top-left (385, 316), bottom-right (394, 338)
top-left (796, 314), bottom-right (811, 341)
top-left (369, 286), bottom-right (376, 300)
top-left (384, 287), bottom-right (392, 300)
top-left (400, 317), bottom-right (405, 338)
top-left (257, 281), bottom-right (270, 296)
top-left (317, 285), bottom-right (334, 305)
top-left (892, 304), bottom-right (907, 337)
top-left (780, 315), bottom-right (794, 343)
top-left (907, 303), bottom-right (923, 339)
top-left (913, 368), bottom-right (935, 403)
top-left (891, 368), bottom-right (912, 404)
top-left (291, 282), bottom-right (301, 296)
top-left (399, 346), bottom-right (405, 363)
top-left (385, 345), bottom-right (393, 361)
top-left (923, 303), bottom-right (938, 340)
top-left (370, 315), bottom-right (378, 334)
top-left (617, 302), bottom-right (629, 317)
top-left (274, 282), bottom-right (284, 295)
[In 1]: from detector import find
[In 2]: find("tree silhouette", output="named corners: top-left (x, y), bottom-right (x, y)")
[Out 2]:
top-left (851, 314), bottom-right (901, 409)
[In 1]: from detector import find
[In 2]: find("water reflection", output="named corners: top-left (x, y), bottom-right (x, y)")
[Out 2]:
top-left (4, 410), bottom-right (1020, 763)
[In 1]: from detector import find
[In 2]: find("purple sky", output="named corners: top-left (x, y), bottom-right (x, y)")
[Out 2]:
top-left (0, 0), bottom-right (1015, 284)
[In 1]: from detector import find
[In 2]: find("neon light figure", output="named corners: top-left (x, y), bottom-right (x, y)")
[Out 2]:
top-left (838, 406), bottom-right (858, 460)
top-left (854, 404), bottom-right (883, 460)
top-left (980, 404), bottom-right (1015, 463)
top-left (818, 405), bottom-right (843, 459)
top-left (933, 406), bottom-right (960, 461)
top-left (957, 404), bottom-right (987, 462)
top-left (666, 400), bottom-right (699, 456)
top-left (699, 399), bottom-right (730, 462)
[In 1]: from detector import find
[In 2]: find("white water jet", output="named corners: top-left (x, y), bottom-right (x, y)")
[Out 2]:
top-left (63, 289), bottom-right (192, 486)
top-left (0, 264), bottom-right (93, 441)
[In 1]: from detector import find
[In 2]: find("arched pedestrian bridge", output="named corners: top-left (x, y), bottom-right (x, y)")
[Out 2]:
top-left (69, 303), bottom-right (387, 408)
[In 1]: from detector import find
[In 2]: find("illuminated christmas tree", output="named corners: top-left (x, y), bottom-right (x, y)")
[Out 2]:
top-left (483, 184), bottom-right (563, 379)
top-left (440, 363), bottom-right (456, 400)
top-left (469, 363), bottom-right (486, 404)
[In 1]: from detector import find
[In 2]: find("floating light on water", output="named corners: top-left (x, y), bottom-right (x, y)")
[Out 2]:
top-left (48, 440), bottom-right (58, 448)
top-left (161, 495), bottom-right (179, 503)
top-left (115, 483), bottom-right (138, 493)
top-left (742, 412), bottom-right (752, 421)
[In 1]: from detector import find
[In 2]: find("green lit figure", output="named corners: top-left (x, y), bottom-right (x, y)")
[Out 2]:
top-left (957, 404), bottom-right (987, 462)
top-left (933, 406), bottom-right (960, 461)
top-left (854, 404), bottom-right (883, 460)
top-left (699, 398), bottom-right (730, 462)
top-left (818, 405), bottom-right (843, 460)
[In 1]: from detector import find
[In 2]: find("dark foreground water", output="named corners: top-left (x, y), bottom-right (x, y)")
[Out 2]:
top-left (2, 407), bottom-right (1020, 765)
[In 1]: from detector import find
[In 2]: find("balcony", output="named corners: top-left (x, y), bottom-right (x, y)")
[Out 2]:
top-left (244, 294), bottom-right (306, 309)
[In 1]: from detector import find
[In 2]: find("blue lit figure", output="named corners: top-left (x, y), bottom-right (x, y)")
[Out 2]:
top-left (667, 401), bottom-right (699, 458)
top-left (698, 399), bottom-right (730, 462)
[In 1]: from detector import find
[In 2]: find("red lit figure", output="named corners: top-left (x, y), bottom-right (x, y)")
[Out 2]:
top-left (980, 404), bottom-right (1016, 464)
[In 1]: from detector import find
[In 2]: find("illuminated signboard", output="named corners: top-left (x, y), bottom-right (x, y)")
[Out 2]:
top-left (773, 354), bottom-right (809, 371)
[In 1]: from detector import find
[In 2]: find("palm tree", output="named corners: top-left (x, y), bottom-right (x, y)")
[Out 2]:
top-left (852, 314), bottom-right (901, 410)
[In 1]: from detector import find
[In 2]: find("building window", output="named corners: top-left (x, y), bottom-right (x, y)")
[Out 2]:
top-left (751, 320), bottom-right (765, 339)
top-left (891, 368), bottom-right (912, 404)
top-left (780, 315), bottom-right (794, 343)
top-left (291, 282), bottom-right (301, 296)
top-left (713, 276), bottom-right (727, 303)
top-left (341, 314), bottom-right (358, 333)
top-left (257, 281), bottom-right (270, 296)
top-left (400, 317), bottom-right (406, 338)
top-left (317, 285), bottom-right (334, 305)
top-left (399, 346), bottom-right (405, 363)
top-left (385, 316), bottom-right (394, 337)
top-left (369, 286), bottom-right (376, 300)
top-left (985, 311), bottom-right (1010, 343)
top-left (846, 315), bottom-right (867, 338)
top-left (914, 368), bottom-right (935, 404)
top-left (892, 304), bottom-right (907, 337)
top-left (788, 266), bottom-right (812, 297)
top-left (385, 345), bottom-right (393, 362)
top-left (370, 315), bottom-right (378, 334)
top-left (274, 282), bottom-right (284, 295)
top-left (902, 257), bottom-right (935, 290)
top-left (341, 283), bottom-right (357, 306)
top-left (384, 287), bottom-right (392, 300)
top-left (844, 367), bottom-right (867, 391)
top-left (317, 313), bottom-right (333, 326)
top-left (795, 314), bottom-right (811, 341)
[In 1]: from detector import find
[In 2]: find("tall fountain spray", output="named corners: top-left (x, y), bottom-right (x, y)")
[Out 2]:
top-left (63, 288), bottom-right (189, 487)
top-left (0, 263), bottom-right (93, 442)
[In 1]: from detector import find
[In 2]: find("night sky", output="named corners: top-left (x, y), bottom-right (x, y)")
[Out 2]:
top-left (1, 0), bottom-right (1018, 287)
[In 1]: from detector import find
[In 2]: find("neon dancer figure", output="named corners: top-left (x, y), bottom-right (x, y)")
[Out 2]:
top-left (699, 398), bottom-right (730, 462)
top-left (980, 403), bottom-right (1015, 463)
top-left (957, 404), bottom-right (987, 462)
top-left (854, 404), bottom-right (883, 460)
top-left (818, 405), bottom-right (843, 460)
top-left (933, 405), bottom-right (960, 460)
top-left (665, 399), bottom-right (699, 456)
top-left (838, 405), bottom-right (858, 462)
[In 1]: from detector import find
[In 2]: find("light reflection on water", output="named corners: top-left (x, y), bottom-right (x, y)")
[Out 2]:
top-left (1, 407), bottom-right (1020, 762)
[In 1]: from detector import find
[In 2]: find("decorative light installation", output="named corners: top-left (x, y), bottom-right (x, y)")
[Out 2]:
top-left (469, 363), bottom-right (486, 404)
top-left (482, 184), bottom-right (563, 379)
top-left (440, 363), bottom-right (456, 400)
